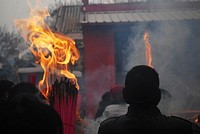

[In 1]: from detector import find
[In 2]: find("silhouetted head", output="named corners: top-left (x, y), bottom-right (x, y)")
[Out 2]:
top-left (0, 79), bottom-right (14, 99)
top-left (123, 65), bottom-right (161, 107)
top-left (8, 82), bottom-right (40, 100)
top-left (0, 94), bottom-right (63, 134)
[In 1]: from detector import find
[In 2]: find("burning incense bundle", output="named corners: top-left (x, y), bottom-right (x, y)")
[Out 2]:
top-left (49, 78), bottom-right (78, 134)
top-left (14, 2), bottom-right (80, 134)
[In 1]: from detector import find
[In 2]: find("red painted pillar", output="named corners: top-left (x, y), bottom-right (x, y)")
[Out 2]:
top-left (82, 26), bottom-right (115, 118)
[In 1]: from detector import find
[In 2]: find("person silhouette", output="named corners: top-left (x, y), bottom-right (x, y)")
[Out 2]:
top-left (0, 94), bottom-right (63, 134)
top-left (0, 79), bottom-right (14, 100)
top-left (8, 81), bottom-right (48, 104)
top-left (87, 85), bottom-right (128, 134)
top-left (98, 65), bottom-right (200, 134)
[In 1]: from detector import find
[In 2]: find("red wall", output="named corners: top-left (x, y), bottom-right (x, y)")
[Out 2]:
top-left (82, 25), bottom-right (115, 118)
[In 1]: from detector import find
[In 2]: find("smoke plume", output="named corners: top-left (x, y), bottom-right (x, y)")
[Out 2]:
top-left (125, 20), bottom-right (200, 115)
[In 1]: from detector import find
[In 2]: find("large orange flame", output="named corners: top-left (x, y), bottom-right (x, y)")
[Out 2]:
top-left (143, 31), bottom-right (153, 68)
top-left (14, 1), bottom-right (80, 97)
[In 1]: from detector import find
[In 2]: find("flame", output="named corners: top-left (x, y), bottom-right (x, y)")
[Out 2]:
top-left (143, 31), bottom-right (153, 68)
top-left (195, 118), bottom-right (199, 123)
top-left (194, 114), bottom-right (199, 124)
top-left (14, 1), bottom-right (80, 97)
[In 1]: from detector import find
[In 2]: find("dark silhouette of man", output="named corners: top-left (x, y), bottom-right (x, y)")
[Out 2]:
top-left (0, 94), bottom-right (63, 134)
top-left (98, 65), bottom-right (200, 134)
top-left (0, 79), bottom-right (14, 100)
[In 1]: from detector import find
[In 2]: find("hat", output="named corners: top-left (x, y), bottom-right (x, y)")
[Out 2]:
top-left (110, 84), bottom-right (124, 95)
top-left (123, 65), bottom-right (161, 106)
top-left (110, 84), bottom-right (125, 103)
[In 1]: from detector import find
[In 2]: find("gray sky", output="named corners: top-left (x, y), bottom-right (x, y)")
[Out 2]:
top-left (0, 0), bottom-right (56, 32)
top-left (0, 0), bottom-right (143, 32)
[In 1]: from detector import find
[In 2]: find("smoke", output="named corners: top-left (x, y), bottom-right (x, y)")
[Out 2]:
top-left (125, 20), bottom-right (200, 115)
top-left (84, 65), bottom-right (115, 117)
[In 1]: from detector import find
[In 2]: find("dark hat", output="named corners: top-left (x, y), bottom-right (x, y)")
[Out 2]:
top-left (110, 84), bottom-right (124, 96)
top-left (110, 84), bottom-right (125, 104)
top-left (123, 65), bottom-right (161, 106)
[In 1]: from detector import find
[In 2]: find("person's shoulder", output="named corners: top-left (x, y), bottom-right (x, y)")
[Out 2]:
top-left (100, 117), bottom-right (118, 126)
top-left (98, 115), bottom-right (127, 134)
top-left (170, 116), bottom-right (193, 124)
top-left (163, 115), bottom-right (194, 130)
top-left (170, 116), bottom-right (200, 132)
top-left (100, 115), bottom-right (126, 126)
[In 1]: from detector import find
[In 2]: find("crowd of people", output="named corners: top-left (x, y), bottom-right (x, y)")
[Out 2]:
top-left (0, 80), bottom-right (63, 134)
top-left (0, 65), bottom-right (200, 134)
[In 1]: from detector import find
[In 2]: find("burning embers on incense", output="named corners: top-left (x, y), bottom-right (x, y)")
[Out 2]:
top-left (49, 77), bottom-right (78, 134)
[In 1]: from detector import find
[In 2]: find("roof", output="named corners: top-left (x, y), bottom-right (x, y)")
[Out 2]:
top-left (81, 9), bottom-right (200, 24)
top-left (54, 2), bottom-right (200, 33)
top-left (56, 5), bottom-right (82, 34)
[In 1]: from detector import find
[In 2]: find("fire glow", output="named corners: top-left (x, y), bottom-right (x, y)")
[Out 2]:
top-left (14, 2), bottom-right (80, 97)
top-left (143, 31), bottom-right (153, 68)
